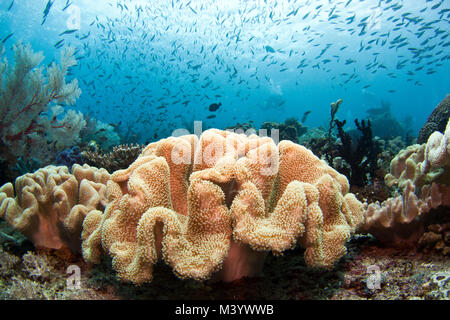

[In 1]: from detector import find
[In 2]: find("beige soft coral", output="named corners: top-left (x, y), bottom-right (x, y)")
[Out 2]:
top-left (82, 129), bottom-right (364, 284)
top-left (361, 119), bottom-right (450, 246)
top-left (0, 164), bottom-right (109, 252)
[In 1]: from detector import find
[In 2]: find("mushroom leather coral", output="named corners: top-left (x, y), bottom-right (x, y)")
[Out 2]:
top-left (82, 129), bottom-right (364, 284)
top-left (0, 164), bottom-right (109, 252)
top-left (361, 121), bottom-right (450, 246)
top-left (361, 181), bottom-right (450, 246)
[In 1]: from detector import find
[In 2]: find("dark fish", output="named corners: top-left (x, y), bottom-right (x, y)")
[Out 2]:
top-left (207, 114), bottom-right (216, 119)
top-left (188, 6), bottom-right (197, 14)
top-left (301, 110), bottom-right (311, 123)
top-left (80, 32), bottom-right (91, 40)
top-left (62, 0), bottom-right (72, 11)
top-left (1, 33), bottom-right (14, 43)
top-left (42, 0), bottom-right (54, 25)
top-left (209, 102), bottom-right (222, 112)
top-left (265, 45), bottom-right (275, 53)
top-left (59, 29), bottom-right (78, 36)
top-left (54, 39), bottom-right (65, 48)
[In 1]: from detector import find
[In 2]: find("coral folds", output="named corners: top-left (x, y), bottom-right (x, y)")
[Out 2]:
top-left (0, 164), bottom-right (109, 252)
top-left (82, 129), bottom-right (364, 284)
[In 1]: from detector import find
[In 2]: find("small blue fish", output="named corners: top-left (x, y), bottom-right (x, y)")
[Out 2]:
top-left (62, 1), bottom-right (72, 11)
top-left (54, 39), bottom-right (65, 48)
top-left (265, 45), bottom-right (275, 53)
top-left (2, 33), bottom-right (14, 43)
top-left (7, 0), bottom-right (14, 11)
top-left (59, 29), bottom-right (78, 36)
top-left (42, 0), bottom-right (54, 25)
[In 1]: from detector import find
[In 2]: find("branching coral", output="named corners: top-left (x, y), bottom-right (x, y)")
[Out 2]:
top-left (0, 164), bottom-right (109, 252)
top-left (0, 43), bottom-right (82, 163)
top-left (361, 119), bottom-right (450, 246)
top-left (82, 144), bottom-right (144, 172)
top-left (333, 118), bottom-right (381, 187)
top-left (82, 129), bottom-right (364, 284)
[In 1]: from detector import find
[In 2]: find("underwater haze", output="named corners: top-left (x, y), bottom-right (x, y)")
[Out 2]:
top-left (0, 0), bottom-right (449, 142)
top-left (1, 0), bottom-right (450, 302)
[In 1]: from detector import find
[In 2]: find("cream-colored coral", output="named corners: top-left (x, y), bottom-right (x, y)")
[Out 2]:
top-left (362, 181), bottom-right (450, 246)
top-left (421, 118), bottom-right (450, 173)
top-left (82, 129), bottom-right (364, 284)
top-left (0, 164), bottom-right (109, 252)
top-left (361, 121), bottom-right (450, 246)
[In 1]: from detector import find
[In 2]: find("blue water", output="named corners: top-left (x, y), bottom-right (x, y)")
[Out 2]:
top-left (1, 0), bottom-right (449, 143)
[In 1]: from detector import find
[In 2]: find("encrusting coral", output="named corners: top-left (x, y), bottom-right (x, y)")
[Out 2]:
top-left (82, 129), bottom-right (364, 284)
top-left (361, 118), bottom-right (450, 246)
top-left (0, 164), bottom-right (109, 252)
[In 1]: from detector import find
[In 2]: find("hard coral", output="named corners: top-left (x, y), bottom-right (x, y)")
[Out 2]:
top-left (82, 144), bottom-right (144, 173)
top-left (82, 129), bottom-right (364, 284)
top-left (418, 95), bottom-right (450, 144)
top-left (0, 164), bottom-right (109, 252)
top-left (421, 118), bottom-right (450, 174)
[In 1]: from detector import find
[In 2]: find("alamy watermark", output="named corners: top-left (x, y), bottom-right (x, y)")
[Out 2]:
top-left (366, 265), bottom-right (381, 291)
top-left (66, 264), bottom-right (81, 290)
top-left (169, 121), bottom-right (280, 176)
top-left (66, 5), bottom-right (81, 30)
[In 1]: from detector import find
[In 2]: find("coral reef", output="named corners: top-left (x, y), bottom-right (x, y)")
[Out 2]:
top-left (361, 120), bottom-right (450, 247)
top-left (418, 222), bottom-right (450, 256)
top-left (22, 251), bottom-right (53, 279)
top-left (2, 233), bottom-right (449, 300)
top-left (421, 118), bottom-right (450, 174)
top-left (0, 164), bottom-right (109, 252)
top-left (362, 181), bottom-right (450, 246)
top-left (224, 122), bottom-right (256, 133)
top-left (260, 117), bottom-right (307, 143)
top-left (417, 95), bottom-right (450, 144)
top-left (365, 101), bottom-right (405, 140)
top-left (333, 119), bottom-right (381, 187)
top-left (55, 146), bottom-right (84, 168)
top-left (422, 270), bottom-right (450, 299)
top-left (82, 129), bottom-right (364, 284)
top-left (0, 247), bottom-right (20, 276)
top-left (0, 43), bottom-right (82, 166)
top-left (82, 144), bottom-right (144, 172)
top-left (80, 117), bottom-right (121, 152)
